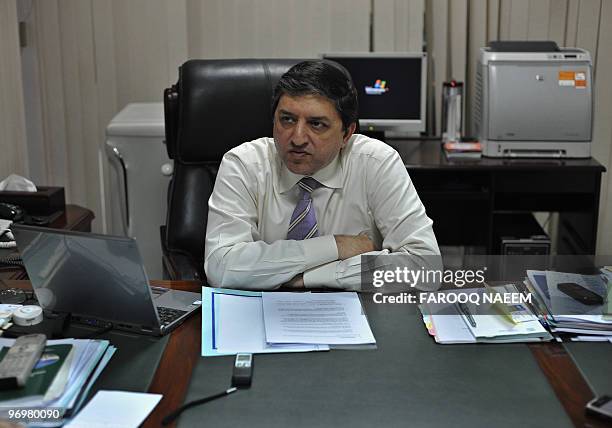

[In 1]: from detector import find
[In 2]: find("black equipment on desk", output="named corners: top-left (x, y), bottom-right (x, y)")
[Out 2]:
top-left (558, 282), bottom-right (604, 306)
top-left (494, 213), bottom-right (550, 255)
top-left (231, 353), bottom-right (253, 388)
top-left (0, 202), bottom-right (61, 227)
top-left (0, 203), bottom-right (24, 222)
top-left (0, 187), bottom-right (65, 217)
top-left (586, 395), bottom-right (612, 422)
top-left (11, 224), bottom-right (201, 337)
top-left (0, 254), bottom-right (23, 267)
top-left (162, 355), bottom-right (253, 425)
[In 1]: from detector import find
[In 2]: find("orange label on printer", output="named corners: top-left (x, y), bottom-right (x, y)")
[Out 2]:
top-left (558, 70), bottom-right (587, 88)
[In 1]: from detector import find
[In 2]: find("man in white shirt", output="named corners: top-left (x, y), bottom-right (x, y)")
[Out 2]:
top-left (205, 60), bottom-right (439, 290)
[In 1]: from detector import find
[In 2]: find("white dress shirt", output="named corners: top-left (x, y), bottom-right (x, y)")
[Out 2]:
top-left (204, 134), bottom-right (439, 290)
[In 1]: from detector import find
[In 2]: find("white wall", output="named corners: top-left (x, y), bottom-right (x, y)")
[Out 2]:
top-left (0, 0), bottom-right (28, 178)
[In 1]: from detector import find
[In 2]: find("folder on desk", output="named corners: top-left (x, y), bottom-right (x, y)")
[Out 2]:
top-left (420, 286), bottom-right (552, 344)
top-left (201, 287), bottom-right (376, 356)
top-left (525, 270), bottom-right (612, 339)
top-left (201, 287), bottom-right (328, 356)
top-left (0, 338), bottom-right (115, 422)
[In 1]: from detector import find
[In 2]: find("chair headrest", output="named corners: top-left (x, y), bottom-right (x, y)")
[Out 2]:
top-left (168, 59), bottom-right (308, 164)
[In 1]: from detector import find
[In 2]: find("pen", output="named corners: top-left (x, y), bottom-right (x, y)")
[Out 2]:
top-left (457, 302), bottom-right (477, 327)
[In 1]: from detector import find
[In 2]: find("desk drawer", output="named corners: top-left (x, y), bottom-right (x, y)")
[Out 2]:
top-left (410, 170), bottom-right (490, 195)
top-left (494, 193), bottom-right (595, 212)
top-left (494, 171), bottom-right (597, 193)
top-left (424, 199), bottom-right (489, 246)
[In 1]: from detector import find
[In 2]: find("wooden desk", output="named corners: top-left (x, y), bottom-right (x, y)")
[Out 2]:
top-left (0, 279), bottom-right (197, 428)
top-left (141, 281), bottom-right (606, 428)
top-left (0, 204), bottom-right (95, 281)
top-left (390, 140), bottom-right (606, 254)
top-left (146, 280), bottom-right (201, 428)
top-left (0, 280), bottom-right (607, 427)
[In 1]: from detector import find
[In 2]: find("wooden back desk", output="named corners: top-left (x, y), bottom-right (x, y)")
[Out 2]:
top-left (392, 140), bottom-right (605, 254)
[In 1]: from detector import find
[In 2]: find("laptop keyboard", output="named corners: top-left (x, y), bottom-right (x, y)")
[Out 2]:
top-left (157, 306), bottom-right (187, 326)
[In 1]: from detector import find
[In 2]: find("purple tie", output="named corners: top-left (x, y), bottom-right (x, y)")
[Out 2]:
top-left (287, 177), bottom-right (322, 240)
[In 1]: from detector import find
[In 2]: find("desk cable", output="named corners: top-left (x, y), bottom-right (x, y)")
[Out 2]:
top-left (163, 353), bottom-right (253, 425)
top-left (162, 387), bottom-right (238, 425)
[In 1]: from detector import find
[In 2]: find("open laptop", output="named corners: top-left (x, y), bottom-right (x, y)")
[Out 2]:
top-left (11, 224), bottom-right (201, 336)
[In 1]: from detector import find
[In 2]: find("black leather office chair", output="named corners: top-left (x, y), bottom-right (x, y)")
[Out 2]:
top-left (161, 59), bottom-right (306, 280)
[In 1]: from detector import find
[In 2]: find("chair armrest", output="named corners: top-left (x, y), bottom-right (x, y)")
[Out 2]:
top-left (160, 226), bottom-right (204, 281)
top-left (163, 250), bottom-right (202, 281)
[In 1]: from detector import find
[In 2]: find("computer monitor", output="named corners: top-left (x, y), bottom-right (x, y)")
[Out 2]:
top-left (322, 52), bottom-right (427, 136)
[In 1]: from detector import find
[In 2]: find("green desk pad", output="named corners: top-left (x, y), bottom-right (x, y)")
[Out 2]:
top-left (178, 296), bottom-right (572, 428)
top-left (68, 325), bottom-right (169, 393)
top-left (563, 342), bottom-right (612, 395)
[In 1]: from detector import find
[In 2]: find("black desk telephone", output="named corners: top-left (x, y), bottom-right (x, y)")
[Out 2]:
top-left (0, 203), bottom-right (22, 262)
top-left (0, 203), bottom-right (54, 226)
top-left (0, 203), bottom-right (25, 222)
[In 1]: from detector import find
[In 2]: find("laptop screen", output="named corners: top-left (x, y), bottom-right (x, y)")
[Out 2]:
top-left (12, 225), bottom-right (160, 329)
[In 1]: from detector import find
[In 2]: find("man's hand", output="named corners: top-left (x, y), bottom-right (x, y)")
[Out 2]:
top-left (334, 233), bottom-right (378, 260)
top-left (281, 273), bottom-right (305, 289)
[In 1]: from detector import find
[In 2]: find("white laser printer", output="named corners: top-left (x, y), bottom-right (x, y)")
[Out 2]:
top-left (474, 41), bottom-right (592, 158)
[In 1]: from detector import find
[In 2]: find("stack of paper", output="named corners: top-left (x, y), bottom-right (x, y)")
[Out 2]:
top-left (0, 338), bottom-right (115, 423)
top-left (262, 292), bottom-right (376, 347)
top-left (420, 285), bottom-right (552, 344)
top-left (443, 141), bottom-right (482, 159)
top-left (525, 270), bottom-right (612, 341)
top-left (202, 287), bottom-right (376, 356)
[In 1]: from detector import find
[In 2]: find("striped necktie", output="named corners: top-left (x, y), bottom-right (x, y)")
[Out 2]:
top-left (287, 177), bottom-right (322, 240)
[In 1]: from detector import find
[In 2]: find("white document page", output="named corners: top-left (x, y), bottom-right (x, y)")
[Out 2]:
top-left (216, 294), bottom-right (327, 354)
top-left (465, 288), bottom-right (546, 339)
top-left (425, 303), bottom-right (475, 344)
top-left (65, 390), bottom-right (162, 428)
top-left (466, 314), bottom-right (547, 339)
top-left (262, 292), bottom-right (376, 345)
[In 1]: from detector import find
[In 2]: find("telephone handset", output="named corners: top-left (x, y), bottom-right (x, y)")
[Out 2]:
top-left (0, 203), bottom-right (25, 222)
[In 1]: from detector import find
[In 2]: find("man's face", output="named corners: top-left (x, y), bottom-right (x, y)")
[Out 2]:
top-left (273, 94), bottom-right (355, 176)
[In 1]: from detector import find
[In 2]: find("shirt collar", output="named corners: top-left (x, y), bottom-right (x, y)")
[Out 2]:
top-left (277, 150), bottom-right (344, 194)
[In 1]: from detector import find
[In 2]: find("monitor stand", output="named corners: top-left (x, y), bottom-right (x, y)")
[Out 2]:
top-left (361, 130), bottom-right (386, 142)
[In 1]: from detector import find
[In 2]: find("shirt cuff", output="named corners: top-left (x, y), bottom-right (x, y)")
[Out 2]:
top-left (300, 235), bottom-right (338, 270)
top-left (303, 261), bottom-right (341, 288)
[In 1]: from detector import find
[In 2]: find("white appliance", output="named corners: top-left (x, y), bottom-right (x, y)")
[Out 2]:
top-left (104, 103), bottom-right (172, 279)
top-left (475, 44), bottom-right (592, 158)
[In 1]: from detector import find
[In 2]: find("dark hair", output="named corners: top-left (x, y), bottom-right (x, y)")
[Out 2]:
top-left (271, 60), bottom-right (358, 132)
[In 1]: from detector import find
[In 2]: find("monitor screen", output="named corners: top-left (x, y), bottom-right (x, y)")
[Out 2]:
top-left (322, 53), bottom-right (427, 134)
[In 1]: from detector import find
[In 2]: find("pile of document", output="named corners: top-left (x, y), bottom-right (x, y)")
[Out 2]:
top-left (419, 285), bottom-right (552, 344)
top-left (443, 140), bottom-right (482, 159)
top-left (202, 287), bottom-right (376, 356)
top-left (0, 338), bottom-right (115, 424)
top-left (525, 269), bottom-right (612, 341)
